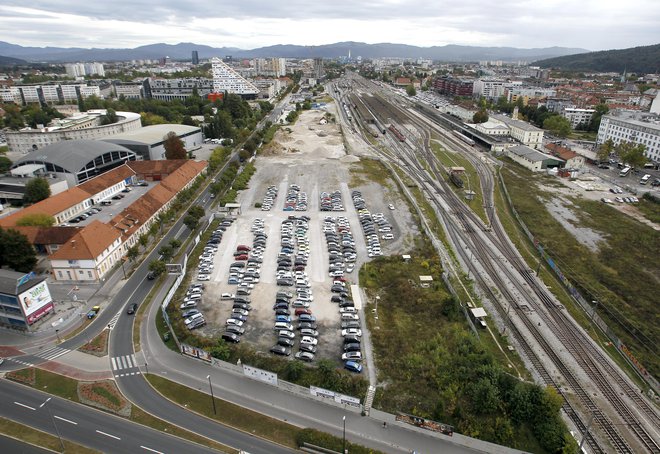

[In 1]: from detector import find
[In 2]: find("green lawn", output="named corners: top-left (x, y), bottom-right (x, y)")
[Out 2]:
top-left (0, 417), bottom-right (100, 453)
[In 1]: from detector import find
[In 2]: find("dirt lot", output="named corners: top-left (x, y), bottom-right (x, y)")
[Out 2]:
top-left (194, 102), bottom-right (417, 361)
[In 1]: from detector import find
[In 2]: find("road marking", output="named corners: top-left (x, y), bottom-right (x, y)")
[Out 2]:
top-left (37, 346), bottom-right (70, 361)
top-left (140, 446), bottom-right (164, 454)
top-left (14, 402), bottom-right (35, 411)
top-left (111, 357), bottom-right (117, 370)
top-left (96, 430), bottom-right (121, 440)
top-left (54, 415), bottom-right (77, 425)
top-left (9, 358), bottom-right (34, 367)
top-left (107, 310), bottom-right (122, 330)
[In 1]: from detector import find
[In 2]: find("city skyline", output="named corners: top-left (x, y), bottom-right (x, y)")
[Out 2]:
top-left (0, 1), bottom-right (658, 52)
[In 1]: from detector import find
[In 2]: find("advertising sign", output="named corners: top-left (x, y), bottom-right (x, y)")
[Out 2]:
top-left (19, 281), bottom-right (53, 319)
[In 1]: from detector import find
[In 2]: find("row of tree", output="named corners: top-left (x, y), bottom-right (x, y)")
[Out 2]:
top-left (597, 139), bottom-right (647, 168)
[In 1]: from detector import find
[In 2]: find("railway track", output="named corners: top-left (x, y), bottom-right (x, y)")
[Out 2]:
top-left (345, 79), bottom-right (660, 453)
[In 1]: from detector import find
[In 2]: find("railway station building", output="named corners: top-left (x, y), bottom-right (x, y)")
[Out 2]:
top-left (506, 145), bottom-right (564, 172)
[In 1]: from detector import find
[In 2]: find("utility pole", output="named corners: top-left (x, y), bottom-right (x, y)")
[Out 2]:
top-left (206, 375), bottom-right (217, 415)
top-left (41, 398), bottom-right (65, 453)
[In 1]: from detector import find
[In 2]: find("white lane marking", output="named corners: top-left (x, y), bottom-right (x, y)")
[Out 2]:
top-left (54, 415), bottom-right (77, 425)
top-left (140, 446), bottom-right (164, 454)
top-left (128, 354), bottom-right (136, 368)
top-left (14, 402), bottom-right (35, 411)
top-left (120, 356), bottom-right (127, 369)
top-left (96, 430), bottom-right (121, 440)
top-left (111, 357), bottom-right (117, 370)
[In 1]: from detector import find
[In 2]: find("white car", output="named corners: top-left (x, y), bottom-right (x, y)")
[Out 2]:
top-left (342, 328), bottom-right (362, 337)
top-left (226, 318), bottom-right (244, 327)
top-left (381, 234), bottom-right (394, 240)
top-left (220, 293), bottom-right (235, 300)
top-left (388, 204), bottom-right (395, 210)
top-left (197, 274), bottom-right (211, 281)
top-left (300, 336), bottom-right (318, 346)
top-left (342, 351), bottom-right (362, 361)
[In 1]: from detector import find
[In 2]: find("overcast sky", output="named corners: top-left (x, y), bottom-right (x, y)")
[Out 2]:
top-left (0, 1), bottom-right (658, 51)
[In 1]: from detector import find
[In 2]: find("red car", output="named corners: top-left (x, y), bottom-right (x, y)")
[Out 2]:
top-left (236, 245), bottom-right (251, 252)
top-left (295, 308), bottom-right (312, 316)
top-left (234, 254), bottom-right (249, 261)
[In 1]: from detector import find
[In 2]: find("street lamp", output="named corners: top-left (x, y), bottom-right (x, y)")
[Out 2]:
top-left (206, 375), bottom-right (217, 415)
top-left (342, 415), bottom-right (346, 454)
top-left (41, 397), bottom-right (65, 453)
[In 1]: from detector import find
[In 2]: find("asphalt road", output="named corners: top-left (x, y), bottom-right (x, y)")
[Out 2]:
top-left (0, 379), bottom-right (221, 453)
top-left (0, 435), bottom-right (52, 454)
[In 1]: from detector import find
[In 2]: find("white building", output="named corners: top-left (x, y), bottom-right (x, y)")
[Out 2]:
top-left (597, 112), bottom-right (660, 162)
top-left (5, 110), bottom-right (142, 155)
top-left (506, 145), bottom-right (564, 172)
top-left (562, 107), bottom-right (595, 128)
top-left (65, 63), bottom-right (86, 78)
top-left (491, 114), bottom-right (544, 149)
top-left (211, 57), bottom-right (259, 96)
top-left (473, 79), bottom-right (506, 100)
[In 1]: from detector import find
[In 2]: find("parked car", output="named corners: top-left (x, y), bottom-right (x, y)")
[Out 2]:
top-left (295, 351), bottom-right (315, 362)
top-left (221, 332), bottom-right (241, 343)
top-left (342, 328), bottom-right (362, 337)
top-left (270, 345), bottom-right (291, 356)
top-left (344, 361), bottom-right (363, 373)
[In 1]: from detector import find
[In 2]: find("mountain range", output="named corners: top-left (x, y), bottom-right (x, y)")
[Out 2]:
top-left (0, 41), bottom-right (587, 63)
top-left (534, 43), bottom-right (660, 74)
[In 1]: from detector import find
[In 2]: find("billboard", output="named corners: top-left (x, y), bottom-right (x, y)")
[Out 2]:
top-left (18, 281), bottom-right (54, 323)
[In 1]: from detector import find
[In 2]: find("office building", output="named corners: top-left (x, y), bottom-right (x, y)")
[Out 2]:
top-left (210, 58), bottom-right (258, 97)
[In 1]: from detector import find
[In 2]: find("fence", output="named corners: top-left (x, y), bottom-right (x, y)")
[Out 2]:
top-left (497, 170), bottom-right (658, 394)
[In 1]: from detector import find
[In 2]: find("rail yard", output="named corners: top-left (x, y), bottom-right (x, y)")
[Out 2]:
top-left (335, 72), bottom-right (659, 454)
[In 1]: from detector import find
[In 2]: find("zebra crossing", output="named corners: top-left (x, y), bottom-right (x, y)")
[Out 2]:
top-left (111, 353), bottom-right (142, 377)
top-left (36, 346), bottom-right (70, 361)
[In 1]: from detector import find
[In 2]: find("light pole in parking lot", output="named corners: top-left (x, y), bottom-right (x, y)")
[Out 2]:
top-left (207, 374), bottom-right (217, 415)
top-left (342, 415), bottom-right (346, 454)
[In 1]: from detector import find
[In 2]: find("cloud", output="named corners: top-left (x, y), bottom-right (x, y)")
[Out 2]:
top-left (0, 1), bottom-right (658, 51)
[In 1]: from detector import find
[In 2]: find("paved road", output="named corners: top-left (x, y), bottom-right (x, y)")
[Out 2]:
top-left (0, 435), bottom-right (52, 454)
top-left (0, 379), bottom-right (221, 453)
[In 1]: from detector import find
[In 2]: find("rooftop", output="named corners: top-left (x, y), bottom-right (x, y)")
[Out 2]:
top-left (508, 145), bottom-right (562, 163)
top-left (104, 124), bottom-right (200, 145)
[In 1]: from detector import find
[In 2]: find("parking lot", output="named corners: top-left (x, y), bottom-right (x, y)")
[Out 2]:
top-left (179, 105), bottom-right (419, 369)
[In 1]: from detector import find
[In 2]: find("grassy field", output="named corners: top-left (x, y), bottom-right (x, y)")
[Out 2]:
top-left (349, 158), bottom-right (394, 187)
top-left (500, 165), bottom-right (660, 379)
top-left (430, 139), bottom-right (488, 224)
top-left (146, 374), bottom-right (299, 448)
top-left (0, 417), bottom-right (101, 453)
top-left (360, 250), bottom-right (571, 453)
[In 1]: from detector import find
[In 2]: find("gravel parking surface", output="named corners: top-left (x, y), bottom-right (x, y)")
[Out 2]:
top-left (194, 103), bottom-right (418, 362)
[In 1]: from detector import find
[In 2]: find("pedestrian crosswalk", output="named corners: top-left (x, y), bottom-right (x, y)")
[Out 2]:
top-left (106, 310), bottom-right (122, 330)
top-left (111, 353), bottom-right (142, 377)
top-left (36, 346), bottom-right (70, 361)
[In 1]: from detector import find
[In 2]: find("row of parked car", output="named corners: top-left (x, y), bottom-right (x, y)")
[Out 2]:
top-left (67, 206), bottom-right (103, 224)
top-left (260, 185), bottom-right (278, 211)
top-left (324, 217), bottom-right (363, 373)
top-left (320, 190), bottom-right (344, 212)
top-left (271, 216), bottom-right (319, 361)
top-left (283, 184), bottom-right (308, 212)
top-left (323, 216), bottom-right (356, 275)
top-left (353, 191), bottom-right (387, 257)
top-left (197, 218), bottom-right (234, 281)
top-left (220, 219), bottom-right (266, 343)
top-left (180, 284), bottom-right (207, 330)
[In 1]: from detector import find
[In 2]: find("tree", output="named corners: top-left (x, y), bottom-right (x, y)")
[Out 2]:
top-left (406, 84), bottom-right (417, 97)
top-left (148, 259), bottom-right (167, 277)
top-left (0, 228), bottom-right (37, 272)
top-left (0, 156), bottom-right (11, 172)
top-left (169, 238), bottom-right (182, 250)
top-left (100, 108), bottom-right (118, 125)
top-left (158, 245), bottom-right (174, 261)
top-left (473, 109), bottom-right (489, 124)
top-left (597, 139), bottom-right (615, 162)
top-left (616, 141), bottom-right (647, 168)
top-left (543, 115), bottom-right (571, 138)
top-left (138, 234), bottom-right (149, 249)
top-left (16, 213), bottom-right (55, 227)
top-left (163, 132), bottom-right (187, 160)
top-left (126, 245), bottom-right (139, 262)
top-left (188, 205), bottom-right (205, 219)
top-left (23, 178), bottom-right (51, 204)
top-left (183, 215), bottom-right (199, 231)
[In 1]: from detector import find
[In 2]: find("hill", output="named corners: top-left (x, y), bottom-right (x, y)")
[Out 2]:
top-left (0, 40), bottom-right (586, 63)
top-left (0, 55), bottom-right (26, 65)
top-left (535, 43), bottom-right (660, 73)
